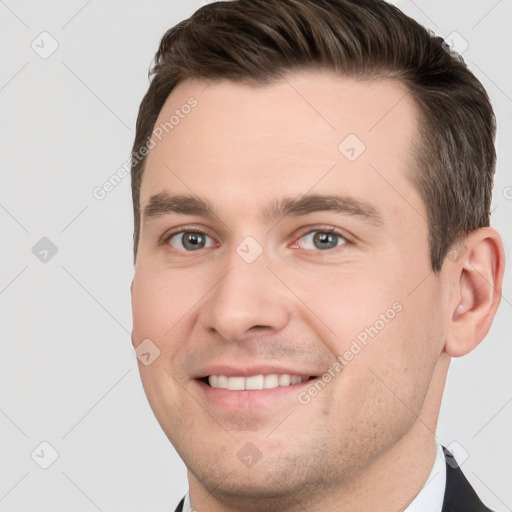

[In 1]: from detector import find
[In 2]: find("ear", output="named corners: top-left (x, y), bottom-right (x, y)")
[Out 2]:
top-left (444, 227), bottom-right (505, 357)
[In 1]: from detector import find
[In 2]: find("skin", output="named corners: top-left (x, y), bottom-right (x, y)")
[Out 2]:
top-left (130, 71), bottom-right (504, 511)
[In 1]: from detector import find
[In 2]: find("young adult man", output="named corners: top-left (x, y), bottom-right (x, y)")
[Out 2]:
top-left (130, 1), bottom-right (505, 510)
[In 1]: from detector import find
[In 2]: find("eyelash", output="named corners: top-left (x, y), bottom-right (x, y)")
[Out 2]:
top-left (160, 225), bottom-right (351, 254)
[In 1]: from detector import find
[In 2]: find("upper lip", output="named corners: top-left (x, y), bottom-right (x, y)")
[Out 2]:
top-left (193, 364), bottom-right (319, 379)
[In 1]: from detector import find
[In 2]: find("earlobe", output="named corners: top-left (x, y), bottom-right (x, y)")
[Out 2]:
top-left (445, 227), bottom-right (505, 357)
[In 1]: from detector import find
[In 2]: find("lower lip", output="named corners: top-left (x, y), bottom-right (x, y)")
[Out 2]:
top-left (195, 378), bottom-right (317, 410)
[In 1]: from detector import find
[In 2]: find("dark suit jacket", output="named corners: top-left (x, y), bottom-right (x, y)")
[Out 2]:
top-left (441, 447), bottom-right (492, 511)
top-left (173, 447), bottom-right (492, 511)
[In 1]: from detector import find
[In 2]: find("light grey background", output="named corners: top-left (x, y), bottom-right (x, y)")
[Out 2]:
top-left (1, 1), bottom-right (510, 511)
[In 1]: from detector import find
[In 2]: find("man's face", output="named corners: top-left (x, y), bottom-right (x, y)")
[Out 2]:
top-left (131, 72), bottom-right (449, 500)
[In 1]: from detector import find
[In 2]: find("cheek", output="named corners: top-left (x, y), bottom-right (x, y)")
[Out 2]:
top-left (298, 262), bottom-right (442, 400)
top-left (310, 298), bottom-right (441, 462)
top-left (131, 265), bottom-right (215, 407)
top-left (283, 265), bottom-right (403, 354)
top-left (341, 279), bottom-right (444, 421)
top-left (131, 267), bottom-right (204, 347)
top-left (131, 268), bottom-right (205, 444)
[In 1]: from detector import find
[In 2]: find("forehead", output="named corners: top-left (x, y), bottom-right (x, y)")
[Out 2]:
top-left (140, 71), bottom-right (423, 225)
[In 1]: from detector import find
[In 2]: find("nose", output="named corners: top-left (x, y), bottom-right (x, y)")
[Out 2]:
top-left (198, 248), bottom-right (292, 343)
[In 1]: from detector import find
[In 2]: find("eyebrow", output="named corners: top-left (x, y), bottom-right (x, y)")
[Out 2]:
top-left (142, 192), bottom-right (383, 226)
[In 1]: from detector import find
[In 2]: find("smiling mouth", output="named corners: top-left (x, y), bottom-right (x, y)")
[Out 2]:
top-left (201, 374), bottom-right (317, 390)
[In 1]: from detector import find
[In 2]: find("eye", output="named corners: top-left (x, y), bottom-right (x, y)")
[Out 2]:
top-left (294, 229), bottom-right (348, 251)
top-left (162, 227), bottom-right (348, 253)
top-left (166, 230), bottom-right (216, 252)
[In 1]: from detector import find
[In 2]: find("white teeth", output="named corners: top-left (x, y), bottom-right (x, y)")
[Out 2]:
top-left (227, 376), bottom-right (245, 391)
top-left (278, 374), bottom-right (291, 386)
top-left (207, 374), bottom-right (310, 390)
top-left (245, 375), bottom-right (264, 390)
top-left (263, 374), bottom-right (279, 389)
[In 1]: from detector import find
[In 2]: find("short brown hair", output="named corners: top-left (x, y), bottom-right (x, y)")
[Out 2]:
top-left (130, 0), bottom-right (496, 271)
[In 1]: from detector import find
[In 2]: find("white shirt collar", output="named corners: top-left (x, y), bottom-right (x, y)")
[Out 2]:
top-left (182, 491), bottom-right (193, 512)
top-left (182, 443), bottom-right (446, 512)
